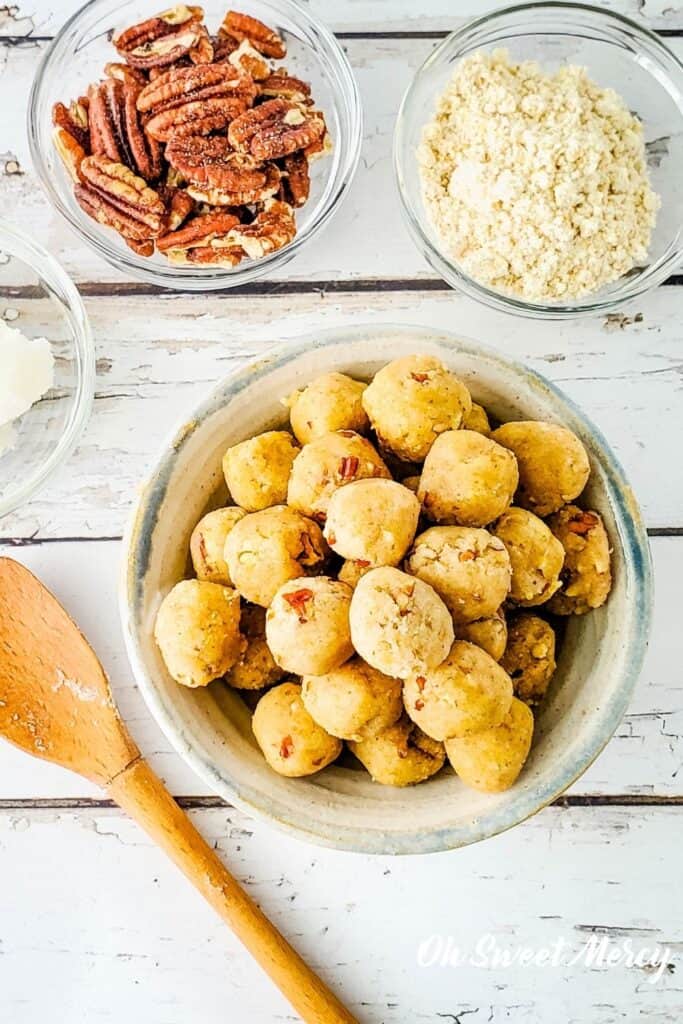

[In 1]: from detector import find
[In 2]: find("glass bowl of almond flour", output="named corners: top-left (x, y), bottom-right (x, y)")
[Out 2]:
top-left (394, 1), bottom-right (683, 318)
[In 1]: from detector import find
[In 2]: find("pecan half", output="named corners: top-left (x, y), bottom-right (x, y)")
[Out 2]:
top-left (157, 210), bottom-right (240, 251)
top-left (80, 154), bottom-right (165, 234)
top-left (186, 163), bottom-right (280, 205)
top-left (146, 95), bottom-right (246, 141)
top-left (88, 79), bottom-right (133, 166)
top-left (228, 98), bottom-right (324, 160)
top-left (52, 99), bottom-right (90, 151)
top-left (53, 127), bottom-right (86, 183)
top-left (123, 82), bottom-right (163, 178)
top-left (104, 62), bottom-right (148, 87)
top-left (74, 183), bottom-right (155, 243)
top-left (217, 198), bottom-right (295, 259)
top-left (165, 244), bottom-right (244, 267)
top-left (227, 38), bottom-right (270, 80)
top-left (137, 63), bottom-right (256, 114)
top-left (260, 72), bottom-right (311, 103)
top-left (280, 150), bottom-right (309, 207)
top-left (164, 188), bottom-right (196, 229)
top-left (339, 455), bottom-right (359, 480)
top-left (166, 133), bottom-right (265, 191)
top-left (188, 23), bottom-right (214, 63)
top-left (114, 5), bottom-right (204, 69)
top-left (220, 10), bottom-right (286, 59)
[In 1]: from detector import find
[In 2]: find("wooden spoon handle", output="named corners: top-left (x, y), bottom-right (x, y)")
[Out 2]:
top-left (108, 758), bottom-right (358, 1024)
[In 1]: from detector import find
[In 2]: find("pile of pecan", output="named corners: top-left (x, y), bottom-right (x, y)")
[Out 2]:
top-left (51, 5), bottom-right (330, 266)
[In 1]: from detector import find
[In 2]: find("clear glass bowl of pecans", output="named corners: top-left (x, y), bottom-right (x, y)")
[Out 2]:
top-left (28, 0), bottom-right (362, 289)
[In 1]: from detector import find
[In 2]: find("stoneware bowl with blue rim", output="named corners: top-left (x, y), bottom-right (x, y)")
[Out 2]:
top-left (120, 326), bottom-right (652, 854)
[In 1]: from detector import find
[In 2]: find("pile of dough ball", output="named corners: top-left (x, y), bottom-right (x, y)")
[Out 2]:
top-left (154, 354), bottom-right (613, 795)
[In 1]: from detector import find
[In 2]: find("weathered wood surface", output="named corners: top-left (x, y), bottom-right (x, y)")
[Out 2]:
top-left (0, 290), bottom-right (681, 539)
top-left (4, 0), bottom-right (683, 36)
top-left (1, 804), bottom-right (680, 1023)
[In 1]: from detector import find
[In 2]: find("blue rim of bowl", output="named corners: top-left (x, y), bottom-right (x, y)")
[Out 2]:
top-left (394, 1), bottom-right (683, 320)
top-left (0, 219), bottom-right (94, 519)
top-left (120, 325), bottom-right (653, 854)
top-left (27, 0), bottom-right (363, 291)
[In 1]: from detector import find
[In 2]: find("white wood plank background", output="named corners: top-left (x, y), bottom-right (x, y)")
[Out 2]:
top-left (1, 2), bottom-right (682, 1021)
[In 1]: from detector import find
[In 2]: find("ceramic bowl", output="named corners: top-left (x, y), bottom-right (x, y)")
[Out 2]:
top-left (120, 326), bottom-right (652, 854)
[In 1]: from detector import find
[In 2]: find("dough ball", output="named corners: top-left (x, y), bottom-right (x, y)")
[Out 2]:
top-left (491, 421), bottom-right (590, 517)
top-left (252, 682), bottom-right (342, 777)
top-left (418, 430), bottom-right (518, 526)
top-left (223, 430), bottom-right (300, 512)
top-left (405, 526), bottom-right (511, 623)
top-left (154, 579), bottom-right (244, 688)
top-left (546, 505), bottom-right (612, 615)
top-left (402, 475), bottom-right (421, 494)
top-left (224, 505), bottom-right (328, 607)
top-left (286, 372), bottom-right (369, 444)
top-left (223, 605), bottom-right (284, 690)
top-left (362, 354), bottom-right (472, 461)
top-left (445, 698), bottom-right (534, 793)
top-left (287, 430), bottom-right (390, 522)
top-left (349, 716), bottom-right (445, 787)
top-left (492, 507), bottom-right (564, 606)
top-left (324, 479), bottom-right (420, 567)
top-left (350, 566), bottom-right (454, 678)
top-left (403, 640), bottom-right (513, 741)
top-left (463, 402), bottom-right (491, 435)
top-left (190, 506), bottom-right (246, 585)
top-left (500, 613), bottom-right (556, 706)
top-left (301, 657), bottom-right (402, 741)
top-left (453, 609), bottom-right (507, 662)
top-left (338, 558), bottom-right (373, 589)
top-left (266, 576), bottom-right (354, 676)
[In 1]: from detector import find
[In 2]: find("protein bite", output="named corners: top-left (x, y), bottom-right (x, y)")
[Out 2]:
top-left (287, 430), bottom-right (391, 521)
top-left (286, 372), bottom-right (369, 444)
top-left (418, 429), bottom-right (518, 526)
top-left (453, 609), bottom-right (507, 662)
top-left (445, 697), bottom-right (534, 793)
top-left (224, 505), bottom-right (327, 606)
top-left (223, 430), bottom-right (300, 512)
top-left (350, 566), bottom-right (454, 678)
top-left (362, 354), bottom-right (472, 461)
top-left (324, 479), bottom-right (420, 566)
top-left (500, 613), bottom-right (556, 706)
top-left (252, 682), bottom-right (342, 778)
top-left (403, 640), bottom-right (513, 741)
top-left (224, 605), bottom-right (284, 691)
top-left (266, 576), bottom-right (354, 676)
top-left (546, 505), bottom-right (612, 615)
top-left (492, 507), bottom-right (564, 606)
top-left (349, 717), bottom-right (446, 787)
top-left (301, 657), bottom-right (403, 741)
top-left (154, 579), bottom-right (244, 688)
top-left (463, 402), bottom-right (491, 435)
top-left (190, 506), bottom-right (246, 586)
top-left (491, 421), bottom-right (590, 517)
top-left (405, 526), bottom-right (511, 623)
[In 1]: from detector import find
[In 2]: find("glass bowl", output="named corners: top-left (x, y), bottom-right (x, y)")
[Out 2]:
top-left (394, 1), bottom-right (683, 319)
top-left (28, 0), bottom-right (362, 291)
top-left (0, 221), bottom-right (94, 519)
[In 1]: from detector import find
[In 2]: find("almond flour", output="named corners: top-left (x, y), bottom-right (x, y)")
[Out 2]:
top-left (418, 49), bottom-right (660, 302)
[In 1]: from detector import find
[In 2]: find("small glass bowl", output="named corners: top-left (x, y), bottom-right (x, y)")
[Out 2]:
top-left (394, 1), bottom-right (683, 319)
top-left (28, 0), bottom-right (362, 291)
top-left (0, 221), bottom-right (94, 519)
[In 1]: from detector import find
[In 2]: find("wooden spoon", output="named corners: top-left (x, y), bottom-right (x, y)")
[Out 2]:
top-left (0, 557), bottom-right (358, 1024)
